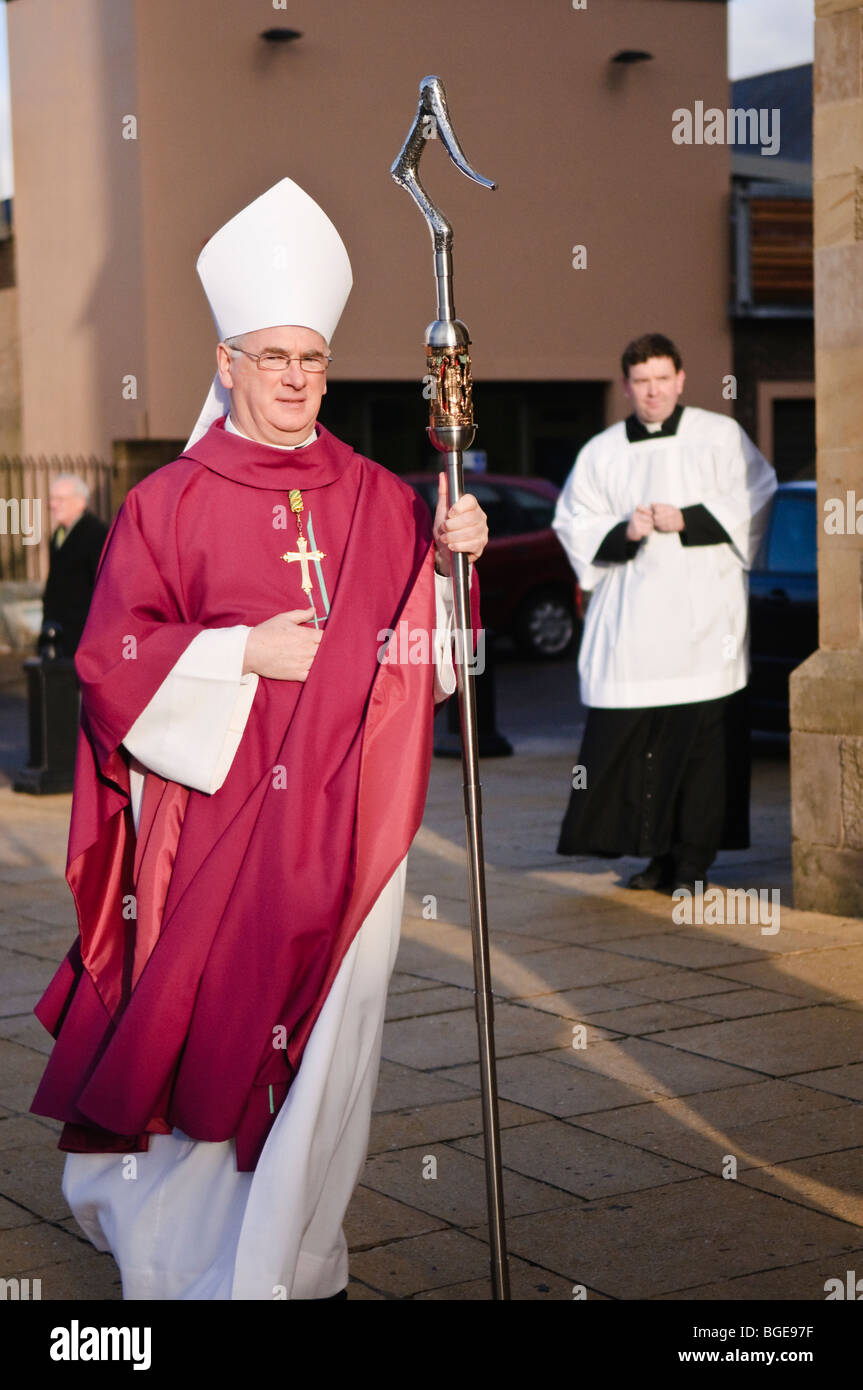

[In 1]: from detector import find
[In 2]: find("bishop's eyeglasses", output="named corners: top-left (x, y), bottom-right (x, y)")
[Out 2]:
top-left (227, 346), bottom-right (333, 374)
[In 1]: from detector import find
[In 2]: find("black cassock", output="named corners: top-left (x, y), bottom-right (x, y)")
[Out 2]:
top-left (42, 509), bottom-right (109, 656)
top-left (556, 688), bottom-right (751, 868)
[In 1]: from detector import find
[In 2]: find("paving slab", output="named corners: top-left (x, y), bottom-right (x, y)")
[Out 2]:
top-left (787, 1063), bottom-right (863, 1102)
top-left (360, 1142), bottom-right (570, 1227)
top-left (478, 1175), bottom-right (863, 1298)
top-left (0, 1220), bottom-right (87, 1272)
top-left (524, 983), bottom-right (655, 1018)
top-left (0, 1142), bottom-right (71, 1221)
top-left (0, 883), bottom-right (74, 918)
top-left (384, 985), bottom-right (474, 1023)
top-left (0, 1193), bottom-right (40, 1231)
top-left (370, 1060), bottom-right (476, 1113)
top-left (649, 1005), bottom-right (863, 1076)
top-left (455, 1117), bottom-right (701, 1199)
top-left (656, 1250), bottom-right (863, 1300)
top-left (585, 1000), bottom-right (720, 1034)
top-left (1, 928), bottom-right (74, 964)
top-left (0, 1038), bottom-right (52, 1112)
top-left (0, 947), bottom-right (56, 1017)
top-left (598, 930), bottom-right (769, 971)
top-left (387, 972), bottom-right (446, 996)
top-left (6, 896), bottom-right (77, 930)
top-left (623, 971), bottom-right (744, 1001)
top-left (368, 1096), bottom-right (543, 1155)
top-left (575, 1079), bottom-right (847, 1142)
top-left (709, 945), bottom-right (863, 1003)
top-left (394, 936), bottom-right (659, 995)
top-left (570, 1098), bottom-right (863, 1176)
top-left (344, 1186), bottom-right (446, 1251)
top-left (738, 1148), bottom-right (863, 1227)
top-left (440, 1052), bottom-right (666, 1115)
top-left (680, 987), bottom-right (810, 1018)
top-left (349, 1228), bottom-right (500, 1297)
top-left (344, 1278), bottom-right (389, 1300)
top-left (404, 918), bottom-right (565, 962)
top-left (413, 1256), bottom-right (590, 1300)
top-left (381, 1002), bottom-right (615, 1071)
top-left (0, 1014), bottom-right (55, 1056)
top-left (0, 1115), bottom-right (60, 1150)
top-left (489, 943), bottom-right (671, 998)
top-left (550, 1035), bottom-right (766, 1096)
top-left (18, 1250), bottom-right (123, 1300)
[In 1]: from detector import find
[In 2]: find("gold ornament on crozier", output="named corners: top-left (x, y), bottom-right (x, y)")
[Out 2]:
top-left (427, 347), bottom-right (474, 431)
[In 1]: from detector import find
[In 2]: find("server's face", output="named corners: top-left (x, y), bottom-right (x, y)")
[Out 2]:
top-left (622, 356), bottom-right (685, 425)
top-left (217, 325), bottom-right (330, 447)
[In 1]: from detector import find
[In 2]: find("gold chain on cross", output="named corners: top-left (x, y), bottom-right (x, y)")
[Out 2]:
top-left (281, 488), bottom-right (326, 597)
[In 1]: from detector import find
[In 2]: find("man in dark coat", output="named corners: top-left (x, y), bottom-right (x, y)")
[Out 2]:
top-left (42, 474), bottom-right (108, 656)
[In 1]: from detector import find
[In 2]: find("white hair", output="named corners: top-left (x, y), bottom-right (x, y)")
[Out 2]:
top-left (51, 473), bottom-right (90, 502)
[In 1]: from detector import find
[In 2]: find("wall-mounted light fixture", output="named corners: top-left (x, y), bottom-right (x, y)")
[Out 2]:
top-left (610, 50), bottom-right (654, 64)
top-left (260, 29), bottom-right (303, 44)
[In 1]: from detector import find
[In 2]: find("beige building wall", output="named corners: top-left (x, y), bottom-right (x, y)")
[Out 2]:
top-left (0, 285), bottom-right (21, 453)
top-left (6, 0), bottom-right (145, 458)
top-left (7, 0), bottom-right (733, 460)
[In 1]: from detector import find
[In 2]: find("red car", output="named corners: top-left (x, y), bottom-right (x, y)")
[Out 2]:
top-left (403, 472), bottom-right (583, 659)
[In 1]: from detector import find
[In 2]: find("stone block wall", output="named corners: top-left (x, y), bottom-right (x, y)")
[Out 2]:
top-left (791, 0), bottom-right (863, 915)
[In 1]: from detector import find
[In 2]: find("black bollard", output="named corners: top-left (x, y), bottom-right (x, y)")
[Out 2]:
top-left (14, 623), bottom-right (80, 795)
top-left (434, 631), bottom-right (513, 758)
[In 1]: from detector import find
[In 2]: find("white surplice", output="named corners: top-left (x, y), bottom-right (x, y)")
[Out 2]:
top-left (62, 420), bottom-right (456, 1299)
top-left (552, 406), bottom-right (777, 709)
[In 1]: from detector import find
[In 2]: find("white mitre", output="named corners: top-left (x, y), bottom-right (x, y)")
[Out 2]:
top-left (185, 178), bottom-right (353, 449)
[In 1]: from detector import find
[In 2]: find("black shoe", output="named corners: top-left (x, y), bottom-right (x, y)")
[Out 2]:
top-left (670, 873), bottom-right (709, 896)
top-left (627, 855), bottom-right (675, 891)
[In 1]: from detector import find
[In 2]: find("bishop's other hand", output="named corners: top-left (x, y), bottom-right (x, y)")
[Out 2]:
top-left (243, 608), bottom-right (323, 681)
top-left (432, 471), bottom-right (489, 577)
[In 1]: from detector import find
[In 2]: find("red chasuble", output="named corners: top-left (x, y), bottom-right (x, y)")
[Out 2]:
top-left (30, 418), bottom-right (480, 1171)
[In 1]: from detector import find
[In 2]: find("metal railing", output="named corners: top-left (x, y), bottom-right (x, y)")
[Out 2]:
top-left (0, 454), bottom-right (113, 582)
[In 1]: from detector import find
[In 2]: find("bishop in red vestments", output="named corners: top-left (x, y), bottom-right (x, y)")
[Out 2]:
top-left (29, 179), bottom-right (487, 1300)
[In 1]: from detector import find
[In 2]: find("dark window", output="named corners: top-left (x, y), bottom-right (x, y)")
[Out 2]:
top-left (772, 397), bottom-right (815, 482)
top-left (464, 482), bottom-right (513, 537)
top-left (506, 486), bottom-right (556, 532)
top-left (766, 491), bottom-right (816, 575)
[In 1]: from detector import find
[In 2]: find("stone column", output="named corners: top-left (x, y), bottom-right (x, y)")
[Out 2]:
top-left (790, 0), bottom-right (863, 915)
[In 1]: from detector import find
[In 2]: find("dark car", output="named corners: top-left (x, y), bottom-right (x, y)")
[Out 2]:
top-left (749, 480), bottom-right (817, 732)
top-left (403, 472), bottom-right (582, 659)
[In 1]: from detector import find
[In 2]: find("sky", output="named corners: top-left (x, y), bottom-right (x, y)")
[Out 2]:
top-left (728, 0), bottom-right (815, 80)
top-left (0, 0), bottom-right (816, 203)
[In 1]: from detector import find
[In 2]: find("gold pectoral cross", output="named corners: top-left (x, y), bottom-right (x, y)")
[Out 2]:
top-left (281, 487), bottom-right (327, 605)
top-left (281, 534), bottom-right (327, 596)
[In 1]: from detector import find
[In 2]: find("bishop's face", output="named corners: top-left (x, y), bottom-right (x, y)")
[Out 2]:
top-left (622, 356), bottom-right (685, 426)
top-left (216, 324), bottom-right (329, 447)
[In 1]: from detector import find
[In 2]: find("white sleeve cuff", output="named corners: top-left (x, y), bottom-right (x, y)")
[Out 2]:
top-left (433, 571), bottom-right (457, 700)
top-left (123, 626), bottom-right (259, 794)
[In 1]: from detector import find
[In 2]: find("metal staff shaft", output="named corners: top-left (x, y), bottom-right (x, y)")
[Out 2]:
top-left (392, 75), bottom-right (510, 1300)
top-left (446, 456), bottom-right (509, 1301)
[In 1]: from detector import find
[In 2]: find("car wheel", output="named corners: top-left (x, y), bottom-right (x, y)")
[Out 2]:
top-left (513, 590), bottom-right (577, 660)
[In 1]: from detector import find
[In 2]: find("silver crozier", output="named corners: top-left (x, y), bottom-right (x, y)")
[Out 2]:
top-left (392, 75), bottom-right (510, 1301)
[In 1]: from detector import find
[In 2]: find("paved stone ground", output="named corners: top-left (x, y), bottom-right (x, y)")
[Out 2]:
top-left (1, 672), bottom-right (862, 1301)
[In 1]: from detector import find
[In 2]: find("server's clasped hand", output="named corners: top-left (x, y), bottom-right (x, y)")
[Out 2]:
top-left (432, 471), bottom-right (489, 576)
top-left (626, 502), bottom-right (685, 540)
